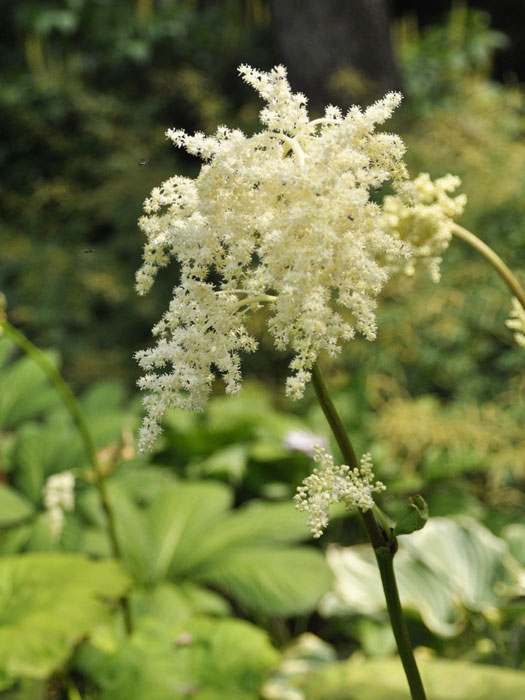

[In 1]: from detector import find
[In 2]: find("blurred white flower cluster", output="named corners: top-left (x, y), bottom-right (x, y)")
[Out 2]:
top-left (43, 471), bottom-right (75, 539)
top-left (506, 297), bottom-right (525, 348)
top-left (283, 429), bottom-right (328, 457)
top-left (135, 64), bottom-right (464, 452)
top-left (381, 172), bottom-right (467, 282)
top-left (294, 447), bottom-right (385, 538)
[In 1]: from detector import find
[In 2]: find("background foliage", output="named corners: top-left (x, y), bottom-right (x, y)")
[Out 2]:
top-left (0, 1), bottom-right (524, 698)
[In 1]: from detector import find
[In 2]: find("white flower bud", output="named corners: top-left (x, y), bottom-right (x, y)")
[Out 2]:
top-left (381, 172), bottom-right (466, 282)
top-left (506, 297), bottom-right (525, 348)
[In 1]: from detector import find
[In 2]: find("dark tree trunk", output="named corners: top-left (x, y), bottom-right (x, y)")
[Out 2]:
top-left (268, 0), bottom-right (401, 109)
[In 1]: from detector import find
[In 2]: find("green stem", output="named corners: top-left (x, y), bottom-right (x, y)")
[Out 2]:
top-left (310, 362), bottom-right (427, 700)
top-left (0, 318), bottom-right (133, 634)
top-left (452, 224), bottom-right (525, 312)
top-left (233, 294), bottom-right (278, 310)
top-left (1, 320), bottom-right (97, 463)
top-left (311, 364), bottom-right (358, 470)
top-left (375, 547), bottom-right (427, 699)
top-left (373, 503), bottom-right (395, 545)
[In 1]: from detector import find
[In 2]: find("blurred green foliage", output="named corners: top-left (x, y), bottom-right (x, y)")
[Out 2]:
top-left (266, 635), bottom-right (525, 699)
top-left (0, 0), bottom-right (273, 386)
top-left (1, 318), bottom-right (524, 696)
top-left (0, 335), bottom-right (333, 697)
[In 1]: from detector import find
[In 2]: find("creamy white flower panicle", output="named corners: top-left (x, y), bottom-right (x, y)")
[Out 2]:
top-left (294, 447), bottom-right (385, 538)
top-left (381, 172), bottom-right (466, 282)
top-left (135, 64), bottom-right (414, 451)
top-left (506, 297), bottom-right (525, 348)
top-left (43, 471), bottom-right (75, 539)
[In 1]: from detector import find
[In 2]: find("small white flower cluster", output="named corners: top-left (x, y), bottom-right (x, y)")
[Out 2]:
top-left (43, 471), bottom-right (75, 539)
top-left (135, 64), bottom-right (415, 451)
top-left (506, 297), bottom-right (525, 348)
top-left (381, 172), bottom-right (467, 282)
top-left (294, 447), bottom-right (385, 538)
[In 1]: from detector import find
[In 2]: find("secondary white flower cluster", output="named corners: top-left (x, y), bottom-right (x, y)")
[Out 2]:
top-left (294, 447), bottom-right (385, 538)
top-left (381, 172), bottom-right (467, 282)
top-left (43, 471), bottom-right (75, 539)
top-left (506, 297), bottom-right (525, 348)
top-left (135, 64), bottom-right (416, 451)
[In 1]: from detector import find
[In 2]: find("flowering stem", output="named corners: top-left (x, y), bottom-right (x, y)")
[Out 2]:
top-left (311, 362), bottom-right (427, 700)
top-left (452, 224), bottom-right (525, 312)
top-left (0, 318), bottom-right (133, 634)
top-left (233, 294), bottom-right (277, 310)
top-left (268, 131), bottom-right (306, 167)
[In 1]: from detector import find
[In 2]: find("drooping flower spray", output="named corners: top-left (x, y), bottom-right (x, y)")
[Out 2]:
top-left (134, 65), bottom-right (416, 450)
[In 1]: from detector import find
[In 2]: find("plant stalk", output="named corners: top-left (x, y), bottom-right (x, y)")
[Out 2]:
top-left (452, 224), bottom-right (525, 312)
top-left (311, 362), bottom-right (427, 700)
top-left (0, 318), bottom-right (133, 634)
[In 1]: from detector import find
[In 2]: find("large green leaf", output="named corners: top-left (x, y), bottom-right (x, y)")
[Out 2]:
top-left (12, 422), bottom-right (85, 502)
top-left (401, 516), bottom-right (519, 610)
top-left (0, 525), bottom-right (33, 556)
top-left (110, 461), bottom-right (178, 505)
top-left (502, 523), bottom-right (525, 567)
top-left (323, 545), bottom-right (461, 637)
top-left (0, 484), bottom-right (34, 527)
top-left (302, 657), bottom-right (525, 699)
top-left (80, 380), bottom-right (127, 416)
top-left (0, 553), bottom-right (129, 680)
top-left (197, 547), bottom-right (333, 616)
top-left (10, 426), bottom-right (45, 504)
top-left (80, 616), bottom-right (280, 700)
top-left (321, 517), bottom-right (524, 637)
top-left (80, 380), bottom-right (138, 449)
top-left (107, 482), bottom-right (153, 585)
top-left (0, 341), bottom-right (61, 430)
top-left (175, 500), bottom-right (315, 575)
top-left (209, 500), bottom-right (316, 547)
top-left (0, 678), bottom-right (47, 698)
top-left (148, 481), bottom-right (233, 581)
top-left (106, 480), bottom-right (232, 585)
top-left (205, 384), bottom-right (276, 432)
top-left (195, 443), bottom-right (249, 482)
top-left (105, 480), bottom-right (332, 616)
top-left (0, 338), bottom-right (12, 369)
top-left (131, 581), bottom-right (230, 625)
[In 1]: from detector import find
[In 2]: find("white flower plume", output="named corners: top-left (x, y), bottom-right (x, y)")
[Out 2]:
top-left (294, 447), bottom-right (385, 538)
top-left (135, 64), bottom-right (416, 451)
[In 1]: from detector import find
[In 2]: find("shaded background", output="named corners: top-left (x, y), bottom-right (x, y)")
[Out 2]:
top-left (1, 2), bottom-right (525, 691)
top-left (1, 0), bottom-right (523, 388)
top-left (2, 0), bottom-right (524, 526)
